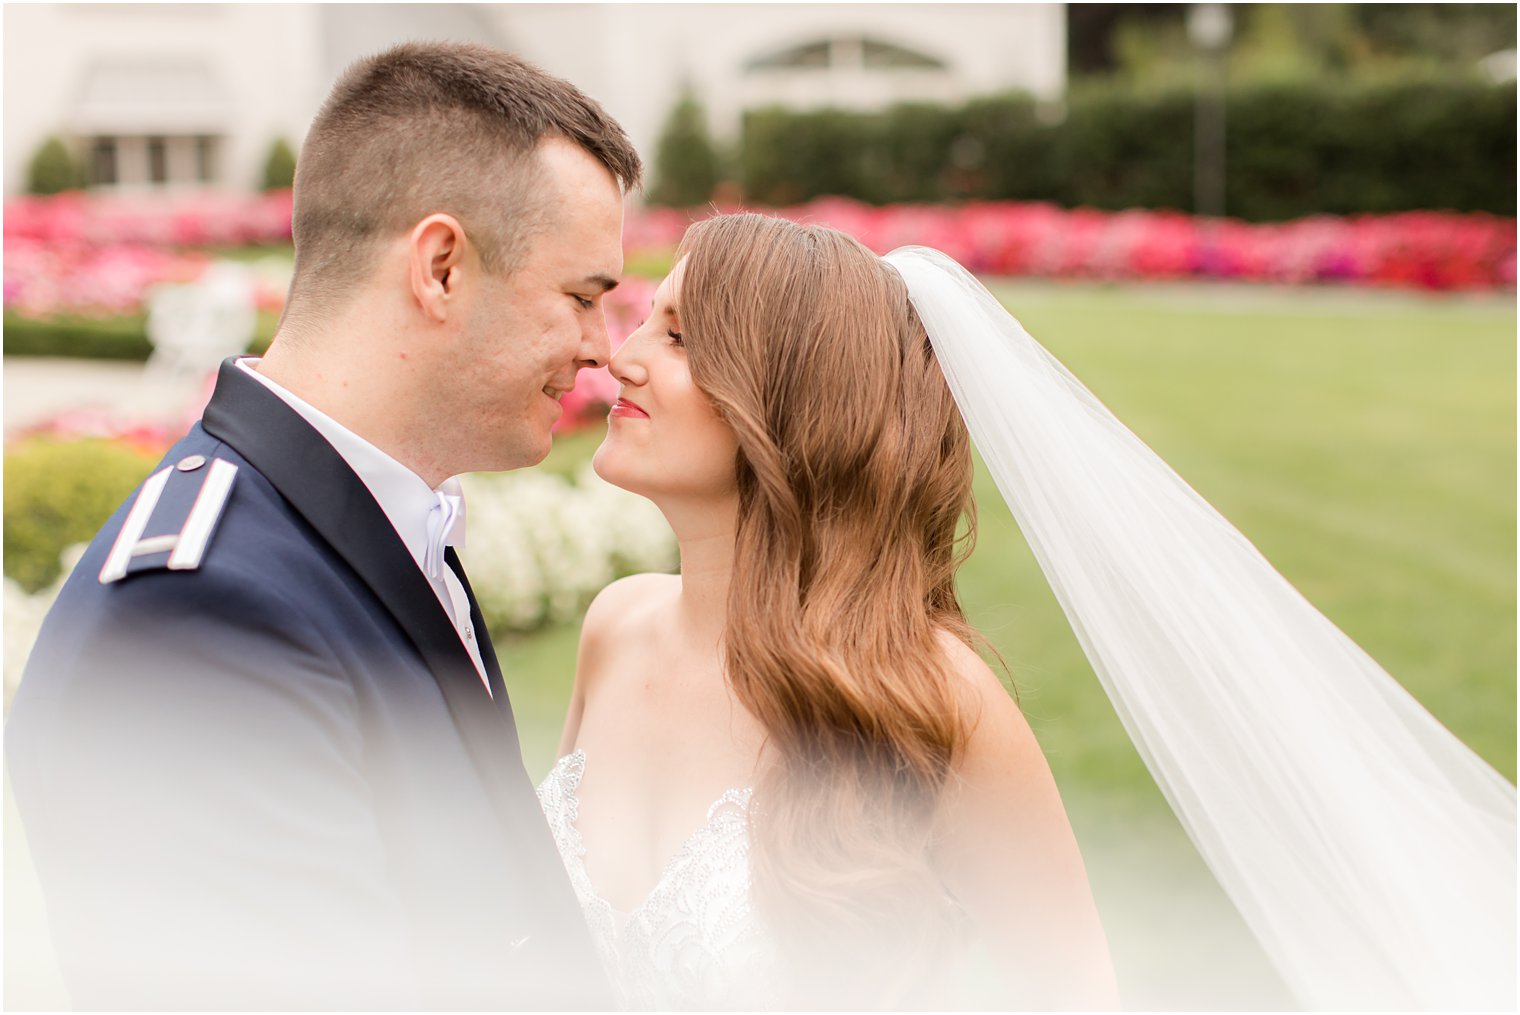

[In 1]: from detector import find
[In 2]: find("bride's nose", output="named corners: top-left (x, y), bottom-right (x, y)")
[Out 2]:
top-left (608, 331), bottom-right (649, 388)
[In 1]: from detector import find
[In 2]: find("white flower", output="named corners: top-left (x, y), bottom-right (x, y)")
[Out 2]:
top-left (460, 469), bottom-right (676, 633)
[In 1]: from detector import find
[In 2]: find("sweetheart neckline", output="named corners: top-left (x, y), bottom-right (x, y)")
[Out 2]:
top-left (550, 748), bottom-right (753, 920)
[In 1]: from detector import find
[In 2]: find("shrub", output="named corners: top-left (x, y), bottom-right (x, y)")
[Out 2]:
top-left (2, 311), bottom-right (154, 360)
top-left (649, 91), bottom-right (723, 208)
top-left (4, 437), bottom-right (159, 592)
top-left (1059, 81), bottom-right (1197, 212)
top-left (27, 136), bottom-right (83, 195)
top-left (958, 93), bottom-right (1062, 201)
top-left (1224, 71), bottom-right (1518, 220)
top-left (877, 103), bottom-right (966, 203)
top-left (742, 106), bottom-right (884, 205)
top-left (2, 310), bottom-right (279, 361)
top-left (260, 138), bottom-right (297, 192)
top-left (735, 73), bottom-right (1516, 220)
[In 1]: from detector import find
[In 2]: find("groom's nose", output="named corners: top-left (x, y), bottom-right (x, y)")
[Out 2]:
top-left (578, 315), bottom-right (611, 369)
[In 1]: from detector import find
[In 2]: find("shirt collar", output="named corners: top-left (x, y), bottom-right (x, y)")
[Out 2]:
top-left (233, 357), bottom-right (465, 570)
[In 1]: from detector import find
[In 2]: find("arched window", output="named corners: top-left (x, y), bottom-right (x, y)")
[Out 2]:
top-left (748, 39), bottom-right (832, 71)
top-left (746, 36), bottom-right (948, 74)
top-left (740, 34), bottom-right (958, 112)
top-left (862, 38), bottom-right (947, 70)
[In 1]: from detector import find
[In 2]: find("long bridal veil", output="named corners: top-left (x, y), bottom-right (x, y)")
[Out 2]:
top-left (884, 246), bottom-right (1516, 1011)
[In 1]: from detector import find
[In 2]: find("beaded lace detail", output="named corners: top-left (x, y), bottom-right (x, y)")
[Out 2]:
top-left (537, 750), bottom-right (784, 1010)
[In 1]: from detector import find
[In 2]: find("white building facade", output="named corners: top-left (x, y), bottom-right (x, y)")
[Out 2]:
top-left (3, 3), bottom-right (1066, 197)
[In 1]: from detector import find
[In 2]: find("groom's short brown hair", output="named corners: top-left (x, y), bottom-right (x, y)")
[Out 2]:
top-left (285, 42), bottom-right (641, 325)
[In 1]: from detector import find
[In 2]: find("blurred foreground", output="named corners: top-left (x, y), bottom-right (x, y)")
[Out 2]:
top-left (6, 277), bottom-right (1513, 1010)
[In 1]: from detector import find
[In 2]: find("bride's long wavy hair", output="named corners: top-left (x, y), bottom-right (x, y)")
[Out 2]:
top-left (675, 214), bottom-right (980, 1003)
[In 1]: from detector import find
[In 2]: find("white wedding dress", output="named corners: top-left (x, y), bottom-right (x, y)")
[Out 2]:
top-left (537, 750), bottom-right (786, 1010)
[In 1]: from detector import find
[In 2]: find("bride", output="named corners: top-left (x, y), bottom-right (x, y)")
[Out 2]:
top-left (537, 213), bottom-right (1515, 1010)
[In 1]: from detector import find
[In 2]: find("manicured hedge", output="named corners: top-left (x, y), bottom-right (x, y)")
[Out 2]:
top-left (3, 312), bottom-right (154, 360)
top-left (735, 73), bottom-right (1516, 221)
top-left (4, 310), bottom-right (278, 361)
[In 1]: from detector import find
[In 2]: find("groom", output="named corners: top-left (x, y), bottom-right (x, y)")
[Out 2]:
top-left (5, 43), bottom-right (637, 1009)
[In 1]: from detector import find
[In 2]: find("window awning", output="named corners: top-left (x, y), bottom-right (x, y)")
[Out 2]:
top-left (68, 61), bottom-right (232, 135)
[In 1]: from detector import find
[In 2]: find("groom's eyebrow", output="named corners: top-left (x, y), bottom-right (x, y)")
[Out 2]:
top-left (584, 274), bottom-right (619, 292)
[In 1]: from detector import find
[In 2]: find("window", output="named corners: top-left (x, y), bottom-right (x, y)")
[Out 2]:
top-left (90, 137), bottom-right (118, 186)
top-left (749, 39), bottom-right (832, 71)
top-left (81, 134), bottom-right (221, 189)
top-left (741, 34), bottom-right (957, 113)
top-left (146, 136), bottom-right (168, 184)
top-left (861, 39), bottom-right (945, 69)
top-left (194, 135), bottom-right (216, 183)
top-left (746, 36), bottom-right (947, 73)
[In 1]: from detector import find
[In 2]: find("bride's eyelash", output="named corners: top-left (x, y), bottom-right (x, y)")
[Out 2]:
top-left (668, 329), bottom-right (684, 346)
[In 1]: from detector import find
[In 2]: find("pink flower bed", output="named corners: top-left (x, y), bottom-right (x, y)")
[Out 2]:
top-left (15, 409), bottom-right (183, 458)
top-left (7, 190), bottom-right (1509, 436)
top-left (629, 199), bottom-right (1517, 292)
top-left (5, 190), bottom-right (293, 248)
top-left (4, 237), bottom-right (210, 317)
top-left (6, 188), bottom-right (1512, 449)
top-left (4, 191), bottom-right (295, 317)
top-left (7, 191), bottom-right (1510, 316)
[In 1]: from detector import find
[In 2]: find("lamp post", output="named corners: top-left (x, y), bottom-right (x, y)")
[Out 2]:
top-left (1187, 3), bottom-right (1233, 221)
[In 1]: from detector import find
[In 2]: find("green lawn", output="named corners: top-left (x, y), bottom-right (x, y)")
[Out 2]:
top-left (495, 278), bottom-right (1515, 1008)
top-left (506, 280), bottom-right (1516, 786)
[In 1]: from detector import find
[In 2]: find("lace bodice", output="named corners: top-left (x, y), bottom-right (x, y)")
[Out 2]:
top-left (536, 750), bottom-right (785, 1010)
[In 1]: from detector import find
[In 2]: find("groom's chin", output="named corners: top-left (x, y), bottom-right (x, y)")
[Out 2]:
top-left (518, 440), bottom-right (553, 469)
top-left (488, 432), bottom-right (554, 474)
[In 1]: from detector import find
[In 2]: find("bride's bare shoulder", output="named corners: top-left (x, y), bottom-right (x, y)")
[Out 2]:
top-left (933, 628), bottom-right (1042, 768)
top-left (578, 573), bottom-right (680, 668)
top-left (933, 628), bottom-right (1005, 703)
top-left (585, 572), bottom-right (680, 631)
top-left (560, 574), bottom-right (680, 752)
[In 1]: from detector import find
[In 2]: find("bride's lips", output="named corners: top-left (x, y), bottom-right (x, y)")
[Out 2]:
top-left (609, 397), bottom-right (649, 420)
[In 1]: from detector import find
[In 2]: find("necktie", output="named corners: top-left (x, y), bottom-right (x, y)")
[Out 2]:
top-left (423, 485), bottom-right (488, 695)
top-left (424, 489), bottom-right (465, 582)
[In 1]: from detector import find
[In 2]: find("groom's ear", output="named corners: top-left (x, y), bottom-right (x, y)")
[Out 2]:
top-left (408, 214), bottom-right (468, 324)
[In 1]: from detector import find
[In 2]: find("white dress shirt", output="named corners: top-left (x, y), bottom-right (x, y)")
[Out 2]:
top-left (234, 357), bottom-right (490, 694)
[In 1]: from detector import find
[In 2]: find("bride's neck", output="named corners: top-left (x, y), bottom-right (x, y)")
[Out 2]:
top-left (665, 499), bottom-right (737, 647)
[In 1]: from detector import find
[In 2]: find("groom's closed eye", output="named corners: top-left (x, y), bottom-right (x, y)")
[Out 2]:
top-left (571, 273), bottom-right (620, 309)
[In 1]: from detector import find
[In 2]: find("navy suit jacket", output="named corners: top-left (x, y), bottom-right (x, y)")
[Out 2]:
top-left (6, 359), bottom-right (609, 1009)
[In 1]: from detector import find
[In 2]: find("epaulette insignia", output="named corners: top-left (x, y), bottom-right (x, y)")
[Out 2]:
top-left (99, 455), bottom-right (239, 584)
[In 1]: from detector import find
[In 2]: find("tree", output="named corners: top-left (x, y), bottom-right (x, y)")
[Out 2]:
top-left (27, 136), bottom-right (83, 195)
top-left (260, 137), bottom-right (297, 191)
top-left (649, 90), bottom-right (721, 208)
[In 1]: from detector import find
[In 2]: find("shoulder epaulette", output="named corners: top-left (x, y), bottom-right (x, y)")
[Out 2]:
top-left (98, 454), bottom-right (239, 584)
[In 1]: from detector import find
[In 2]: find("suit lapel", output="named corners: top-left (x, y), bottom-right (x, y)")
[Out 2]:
top-left (445, 546), bottom-right (511, 709)
top-left (199, 359), bottom-right (526, 789)
top-left (199, 358), bottom-right (612, 999)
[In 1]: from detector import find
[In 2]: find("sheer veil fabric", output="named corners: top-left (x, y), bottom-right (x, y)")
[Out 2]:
top-left (883, 246), bottom-right (1516, 1011)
